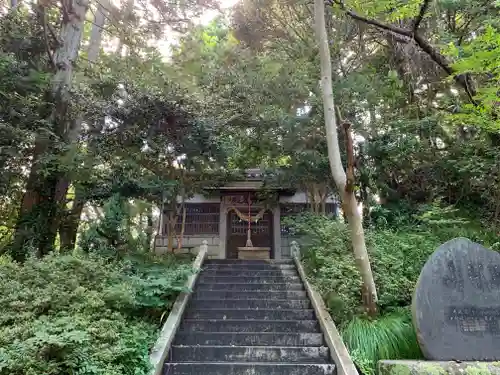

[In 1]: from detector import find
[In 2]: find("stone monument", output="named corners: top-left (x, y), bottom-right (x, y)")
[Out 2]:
top-left (412, 237), bottom-right (500, 361)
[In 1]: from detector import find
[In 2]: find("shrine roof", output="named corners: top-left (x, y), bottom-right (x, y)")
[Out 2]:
top-left (203, 168), bottom-right (295, 194)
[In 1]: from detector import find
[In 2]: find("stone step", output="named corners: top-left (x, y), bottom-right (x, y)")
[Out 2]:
top-left (197, 283), bottom-right (304, 292)
top-left (184, 308), bottom-right (316, 320)
top-left (203, 264), bottom-right (296, 271)
top-left (191, 290), bottom-right (308, 300)
top-left (204, 259), bottom-right (294, 265)
top-left (173, 332), bottom-right (325, 347)
top-left (200, 269), bottom-right (299, 277)
top-left (162, 363), bottom-right (336, 375)
top-left (180, 319), bottom-right (320, 333)
top-left (189, 298), bottom-right (311, 310)
top-left (198, 275), bottom-right (302, 284)
top-left (170, 345), bottom-right (329, 363)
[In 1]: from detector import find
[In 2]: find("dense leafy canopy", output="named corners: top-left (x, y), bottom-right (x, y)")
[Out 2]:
top-left (0, 0), bottom-right (499, 372)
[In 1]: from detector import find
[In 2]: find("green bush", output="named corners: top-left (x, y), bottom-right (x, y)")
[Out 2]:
top-left (342, 310), bottom-right (422, 375)
top-left (294, 209), bottom-right (496, 324)
top-left (294, 206), bottom-right (497, 374)
top-left (0, 252), bottom-right (192, 375)
top-left (291, 215), bottom-right (363, 322)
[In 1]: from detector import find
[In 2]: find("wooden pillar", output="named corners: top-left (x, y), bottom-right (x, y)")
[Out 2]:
top-left (218, 198), bottom-right (227, 259)
top-left (273, 205), bottom-right (281, 259)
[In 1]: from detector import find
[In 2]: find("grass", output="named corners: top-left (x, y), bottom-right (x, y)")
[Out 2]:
top-left (341, 309), bottom-right (423, 375)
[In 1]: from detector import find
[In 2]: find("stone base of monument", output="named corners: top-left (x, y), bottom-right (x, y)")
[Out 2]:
top-left (379, 360), bottom-right (500, 375)
top-left (237, 247), bottom-right (271, 260)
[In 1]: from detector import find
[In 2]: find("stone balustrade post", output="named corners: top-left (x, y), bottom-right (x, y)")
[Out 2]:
top-left (291, 240), bottom-right (301, 258)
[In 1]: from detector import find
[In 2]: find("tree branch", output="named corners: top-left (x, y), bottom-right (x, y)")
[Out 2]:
top-left (413, 33), bottom-right (477, 104)
top-left (330, 0), bottom-right (411, 36)
top-left (329, 0), bottom-right (477, 105)
top-left (413, 0), bottom-right (431, 32)
top-left (38, 4), bottom-right (56, 70)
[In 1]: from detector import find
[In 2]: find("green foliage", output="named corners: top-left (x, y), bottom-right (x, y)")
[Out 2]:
top-left (0, 252), bottom-right (192, 375)
top-left (342, 310), bottom-right (423, 375)
top-left (295, 207), bottom-right (496, 324)
top-left (291, 214), bottom-right (363, 321)
top-left (370, 202), bottom-right (499, 245)
top-left (78, 194), bottom-right (130, 256)
top-left (450, 24), bottom-right (500, 129)
top-left (296, 204), bottom-right (497, 373)
top-left (0, 1), bottom-right (499, 373)
top-left (122, 252), bottom-right (194, 318)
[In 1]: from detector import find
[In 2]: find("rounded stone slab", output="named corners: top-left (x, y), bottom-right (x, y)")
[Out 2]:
top-left (412, 237), bottom-right (500, 361)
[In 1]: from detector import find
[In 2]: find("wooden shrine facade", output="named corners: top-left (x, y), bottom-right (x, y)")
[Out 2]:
top-left (155, 170), bottom-right (339, 259)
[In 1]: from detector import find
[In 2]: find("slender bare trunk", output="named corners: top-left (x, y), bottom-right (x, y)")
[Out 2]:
top-left (313, 185), bottom-right (320, 214)
top-left (320, 185), bottom-right (327, 215)
top-left (314, 0), bottom-right (378, 315)
top-left (167, 211), bottom-right (175, 252)
top-left (177, 204), bottom-right (187, 250)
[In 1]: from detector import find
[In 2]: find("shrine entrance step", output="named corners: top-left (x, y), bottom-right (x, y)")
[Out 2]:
top-left (162, 259), bottom-right (336, 375)
top-left (237, 246), bottom-right (271, 260)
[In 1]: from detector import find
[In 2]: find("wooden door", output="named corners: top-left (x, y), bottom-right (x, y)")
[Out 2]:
top-left (226, 208), bottom-right (273, 259)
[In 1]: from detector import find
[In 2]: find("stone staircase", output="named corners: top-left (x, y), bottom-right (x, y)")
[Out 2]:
top-left (163, 259), bottom-right (336, 375)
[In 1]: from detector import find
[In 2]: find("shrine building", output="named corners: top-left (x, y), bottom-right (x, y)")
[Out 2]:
top-left (154, 169), bottom-right (339, 259)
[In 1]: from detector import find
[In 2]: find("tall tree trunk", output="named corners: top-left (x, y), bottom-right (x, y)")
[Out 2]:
top-left (59, 2), bottom-right (108, 252)
top-left (167, 211), bottom-right (175, 252)
top-left (314, 0), bottom-right (378, 315)
top-left (319, 184), bottom-right (327, 215)
top-left (11, 0), bottom-right (88, 261)
top-left (176, 204), bottom-right (187, 250)
top-left (175, 188), bottom-right (187, 250)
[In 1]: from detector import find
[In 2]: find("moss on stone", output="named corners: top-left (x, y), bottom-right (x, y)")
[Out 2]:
top-left (378, 360), bottom-right (500, 375)
top-left (464, 364), bottom-right (492, 375)
top-left (419, 363), bottom-right (448, 375)
top-left (388, 363), bottom-right (412, 375)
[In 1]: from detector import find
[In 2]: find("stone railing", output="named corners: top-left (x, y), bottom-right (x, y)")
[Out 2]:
top-left (291, 240), bottom-right (301, 258)
top-left (291, 241), bottom-right (359, 375)
top-left (149, 240), bottom-right (208, 375)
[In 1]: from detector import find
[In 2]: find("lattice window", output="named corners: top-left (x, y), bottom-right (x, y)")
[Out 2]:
top-left (325, 203), bottom-right (338, 216)
top-left (164, 203), bottom-right (220, 235)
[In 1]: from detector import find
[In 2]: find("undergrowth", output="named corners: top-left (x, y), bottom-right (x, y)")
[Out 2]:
top-left (0, 249), bottom-right (193, 374)
top-left (293, 203), bottom-right (496, 375)
top-left (294, 206), bottom-right (497, 324)
top-left (0, 194), bottom-right (195, 374)
top-left (342, 310), bottom-right (422, 375)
